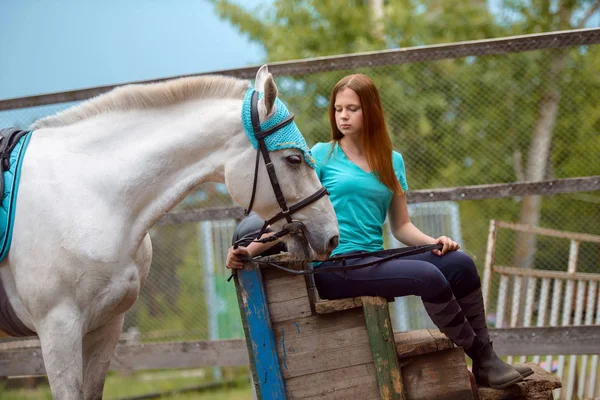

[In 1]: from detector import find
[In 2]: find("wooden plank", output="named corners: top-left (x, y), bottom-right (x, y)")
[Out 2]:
top-left (273, 318), bottom-right (373, 379)
top-left (394, 329), bottom-right (454, 359)
top-left (0, 340), bottom-right (249, 376)
top-left (429, 329), bottom-right (457, 352)
top-left (3, 29), bottom-right (599, 111)
top-left (261, 265), bottom-right (304, 281)
top-left (489, 326), bottom-right (600, 356)
top-left (401, 347), bottom-right (473, 400)
top-left (580, 281), bottom-right (598, 398)
top-left (264, 274), bottom-right (309, 303)
top-left (478, 363), bottom-right (561, 400)
top-left (496, 221), bottom-right (600, 244)
top-left (508, 275), bottom-right (522, 364)
top-left (533, 278), bottom-right (550, 365)
top-left (496, 275), bottom-right (509, 328)
top-left (178, 179), bottom-right (600, 227)
top-left (275, 324), bottom-right (370, 360)
top-left (235, 266), bottom-right (286, 399)
top-left (273, 308), bottom-right (368, 340)
top-left (493, 266), bottom-right (600, 282)
top-left (557, 245), bottom-right (577, 394)
top-left (285, 363), bottom-right (380, 399)
top-left (482, 219), bottom-right (498, 311)
top-left (110, 340), bottom-right (248, 371)
top-left (361, 297), bottom-right (404, 399)
top-left (544, 279), bottom-right (562, 373)
top-left (271, 308), bottom-right (375, 384)
top-left (277, 335), bottom-right (373, 380)
top-left (268, 296), bottom-right (313, 323)
top-left (261, 267), bottom-right (300, 281)
top-left (315, 297), bottom-right (363, 314)
top-left (407, 176), bottom-right (600, 203)
top-left (590, 299), bottom-right (600, 399)
top-left (566, 280), bottom-right (586, 400)
top-left (158, 177), bottom-right (600, 228)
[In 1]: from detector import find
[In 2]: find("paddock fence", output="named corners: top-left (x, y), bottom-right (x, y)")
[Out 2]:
top-left (1, 28), bottom-right (600, 398)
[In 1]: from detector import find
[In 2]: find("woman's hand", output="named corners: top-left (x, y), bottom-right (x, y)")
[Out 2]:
top-left (226, 246), bottom-right (251, 269)
top-left (433, 236), bottom-right (460, 256)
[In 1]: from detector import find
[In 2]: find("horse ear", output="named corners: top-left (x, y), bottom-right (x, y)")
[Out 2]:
top-left (255, 64), bottom-right (269, 92)
top-left (263, 74), bottom-right (278, 116)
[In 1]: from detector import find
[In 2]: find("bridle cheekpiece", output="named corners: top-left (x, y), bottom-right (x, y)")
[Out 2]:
top-left (235, 88), bottom-right (329, 247)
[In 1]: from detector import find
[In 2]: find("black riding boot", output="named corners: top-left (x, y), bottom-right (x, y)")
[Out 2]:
top-left (466, 338), bottom-right (523, 389)
top-left (489, 342), bottom-right (533, 379)
top-left (456, 288), bottom-right (534, 379)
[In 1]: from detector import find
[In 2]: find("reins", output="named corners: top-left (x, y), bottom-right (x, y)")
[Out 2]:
top-left (227, 243), bottom-right (443, 281)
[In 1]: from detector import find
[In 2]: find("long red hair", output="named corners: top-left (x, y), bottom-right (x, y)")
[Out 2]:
top-left (328, 74), bottom-right (403, 194)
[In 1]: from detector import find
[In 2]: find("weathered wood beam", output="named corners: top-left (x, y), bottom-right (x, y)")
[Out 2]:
top-left (493, 266), bottom-right (600, 281)
top-left (362, 296), bottom-right (405, 399)
top-left (154, 176), bottom-right (600, 224)
top-left (405, 176), bottom-right (600, 203)
top-left (490, 326), bottom-right (600, 356)
top-left (0, 339), bottom-right (248, 377)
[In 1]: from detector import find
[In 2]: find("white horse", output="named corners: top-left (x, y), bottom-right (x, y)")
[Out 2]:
top-left (0, 65), bottom-right (338, 399)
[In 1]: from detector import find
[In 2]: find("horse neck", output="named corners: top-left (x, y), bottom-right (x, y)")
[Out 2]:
top-left (50, 98), bottom-right (246, 245)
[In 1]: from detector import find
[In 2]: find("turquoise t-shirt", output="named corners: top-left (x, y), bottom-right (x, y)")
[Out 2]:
top-left (311, 142), bottom-right (408, 256)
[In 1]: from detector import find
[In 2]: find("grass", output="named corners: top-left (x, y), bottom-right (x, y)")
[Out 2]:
top-left (0, 368), bottom-right (254, 400)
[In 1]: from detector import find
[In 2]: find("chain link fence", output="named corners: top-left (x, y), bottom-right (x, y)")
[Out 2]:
top-left (1, 30), bottom-right (599, 388)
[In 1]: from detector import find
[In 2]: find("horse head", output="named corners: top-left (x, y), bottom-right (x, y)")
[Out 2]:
top-left (224, 65), bottom-right (339, 259)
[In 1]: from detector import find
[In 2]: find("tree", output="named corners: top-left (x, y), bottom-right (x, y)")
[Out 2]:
top-left (500, 0), bottom-right (600, 270)
top-left (211, 0), bottom-right (600, 275)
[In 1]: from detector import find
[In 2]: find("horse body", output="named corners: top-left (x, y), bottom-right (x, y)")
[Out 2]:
top-left (0, 66), bottom-right (338, 399)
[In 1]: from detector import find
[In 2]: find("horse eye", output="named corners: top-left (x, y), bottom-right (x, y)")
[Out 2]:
top-left (285, 155), bottom-right (302, 165)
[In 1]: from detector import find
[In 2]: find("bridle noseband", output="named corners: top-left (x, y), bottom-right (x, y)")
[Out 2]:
top-left (234, 91), bottom-right (329, 248)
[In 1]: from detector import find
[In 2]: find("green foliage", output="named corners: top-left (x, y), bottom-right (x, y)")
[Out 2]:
top-left (209, 0), bottom-right (600, 274)
top-left (0, 371), bottom-right (252, 400)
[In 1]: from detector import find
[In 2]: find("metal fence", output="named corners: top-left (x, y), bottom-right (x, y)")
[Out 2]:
top-left (1, 29), bottom-right (600, 396)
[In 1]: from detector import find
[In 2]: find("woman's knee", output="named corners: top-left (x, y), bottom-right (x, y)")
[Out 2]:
top-left (414, 263), bottom-right (452, 300)
top-left (439, 251), bottom-right (481, 295)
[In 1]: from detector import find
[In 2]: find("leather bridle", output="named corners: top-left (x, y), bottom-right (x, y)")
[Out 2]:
top-left (233, 91), bottom-right (329, 248)
top-left (231, 91), bottom-right (443, 276)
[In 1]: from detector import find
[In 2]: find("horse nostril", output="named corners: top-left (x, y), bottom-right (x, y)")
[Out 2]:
top-left (328, 235), bottom-right (339, 252)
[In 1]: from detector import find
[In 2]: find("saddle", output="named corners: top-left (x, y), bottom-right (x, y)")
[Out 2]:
top-left (0, 128), bottom-right (35, 337)
top-left (0, 128), bottom-right (32, 263)
top-left (0, 129), bottom-right (30, 195)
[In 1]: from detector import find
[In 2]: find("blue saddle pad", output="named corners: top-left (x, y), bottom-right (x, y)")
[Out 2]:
top-left (0, 131), bottom-right (33, 262)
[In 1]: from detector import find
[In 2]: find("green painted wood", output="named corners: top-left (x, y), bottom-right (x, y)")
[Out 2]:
top-left (361, 296), bottom-right (405, 400)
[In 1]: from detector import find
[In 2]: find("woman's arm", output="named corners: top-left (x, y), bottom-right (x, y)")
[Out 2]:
top-left (226, 232), bottom-right (281, 269)
top-left (388, 193), bottom-right (459, 255)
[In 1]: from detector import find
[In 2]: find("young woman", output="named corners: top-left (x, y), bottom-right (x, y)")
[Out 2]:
top-left (227, 74), bottom-right (531, 389)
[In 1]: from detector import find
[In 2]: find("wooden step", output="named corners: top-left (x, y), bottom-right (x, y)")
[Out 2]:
top-left (315, 296), bottom-right (395, 314)
top-left (394, 329), bottom-right (455, 359)
top-left (394, 330), bottom-right (474, 400)
top-left (477, 363), bottom-right (561, 400)
top-left (315, 297), bottom-right (364, 314)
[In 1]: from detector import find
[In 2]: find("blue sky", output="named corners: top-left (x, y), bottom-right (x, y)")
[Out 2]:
top-left (0, 0), bottom-right (265, 100)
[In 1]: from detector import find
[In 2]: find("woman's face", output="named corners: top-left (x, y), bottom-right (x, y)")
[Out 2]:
top-left (334, 88), bottom-right (363, 139)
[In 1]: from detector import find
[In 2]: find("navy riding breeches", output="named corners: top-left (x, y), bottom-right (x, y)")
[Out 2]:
top-left (314, 250), bottom-right (480, 302)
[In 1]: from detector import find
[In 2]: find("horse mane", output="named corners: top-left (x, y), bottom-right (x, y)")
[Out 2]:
top-left (32, 75), bottom-right (251, 129)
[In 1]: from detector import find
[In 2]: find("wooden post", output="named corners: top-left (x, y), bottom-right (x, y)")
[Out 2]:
top-left (361, 296), bottom-right (405, 400)
top-left (234, 266), bottom-right (286, 399)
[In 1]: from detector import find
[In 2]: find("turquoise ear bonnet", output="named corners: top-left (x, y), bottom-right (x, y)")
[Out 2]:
top-left (242, 88), bottom-right (316, 169)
